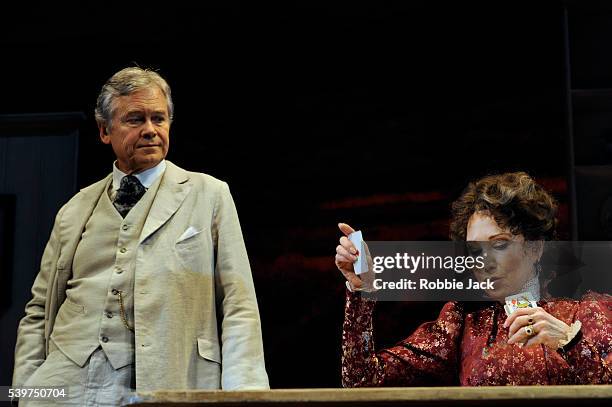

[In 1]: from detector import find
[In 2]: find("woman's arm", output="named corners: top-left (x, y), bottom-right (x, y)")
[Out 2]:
top-left (341, 290), bottom-right (464, 387)
top-left (558, 292), bottom-right (612, 384)
top-left (335, 223), bottom-right (464, 387)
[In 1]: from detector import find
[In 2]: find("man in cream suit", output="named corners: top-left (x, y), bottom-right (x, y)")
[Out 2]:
top-left (12, 67), bottom-right (269, 405)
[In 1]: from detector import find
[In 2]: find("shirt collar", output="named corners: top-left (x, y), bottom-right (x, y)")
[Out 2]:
top-left (112, 160), bottom-right (167, 192)
top-left (519, 274), bottom-right (541, 302)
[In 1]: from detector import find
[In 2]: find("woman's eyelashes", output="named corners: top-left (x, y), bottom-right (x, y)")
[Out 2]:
top-left (492, 240), bottom-right (509, 250)
top-left (466, 240), bottom-right (511, 259)
top-left (466, 243), bottom-right (482, 256)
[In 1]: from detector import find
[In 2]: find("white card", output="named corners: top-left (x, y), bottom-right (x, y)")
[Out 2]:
top-left (348, 230), bottom-right (366, 275)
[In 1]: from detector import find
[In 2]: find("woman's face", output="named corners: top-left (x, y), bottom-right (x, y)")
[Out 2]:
top-left (466, 211), bottom-right (540, 301)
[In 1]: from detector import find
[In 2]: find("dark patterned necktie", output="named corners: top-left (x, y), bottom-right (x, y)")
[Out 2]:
top-left (113, 175), bottom-right (146, 217)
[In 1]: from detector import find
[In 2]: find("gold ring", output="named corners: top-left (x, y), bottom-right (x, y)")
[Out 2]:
top-left (528, 317), bottom-right (534, 325)
top-left (524, 325), bottom-right (535, 337)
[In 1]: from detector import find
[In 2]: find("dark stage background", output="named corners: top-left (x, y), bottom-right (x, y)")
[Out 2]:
top-left (2, 0), bottom-right (612, 389)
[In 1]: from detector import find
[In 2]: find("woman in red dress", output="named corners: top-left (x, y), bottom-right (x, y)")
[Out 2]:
top-left (336, 172), bottom-right (611, 386)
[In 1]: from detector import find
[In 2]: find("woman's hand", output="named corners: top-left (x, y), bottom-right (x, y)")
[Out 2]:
top-left (335, 223), bottom-right (374, 291)
top-left (504, 306), bottom-right (572, 349)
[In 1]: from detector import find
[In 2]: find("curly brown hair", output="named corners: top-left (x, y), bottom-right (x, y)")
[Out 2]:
top-left (450, 172), bottom-right (558, 241)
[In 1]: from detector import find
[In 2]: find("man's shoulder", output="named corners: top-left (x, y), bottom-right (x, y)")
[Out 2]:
top-left (64, 174), bottom-right (111, 206)
top-left (187, 170), bottom-right (227, 188)
top-left (48, 174), bottom-right (111, 224)
top-left (168, 161), bottom-right (229, 192)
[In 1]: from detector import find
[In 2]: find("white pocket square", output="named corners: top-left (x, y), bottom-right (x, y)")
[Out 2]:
top-left (177, 226), bottom-right (202, 243)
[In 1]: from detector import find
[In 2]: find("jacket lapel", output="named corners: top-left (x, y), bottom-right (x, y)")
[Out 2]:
top-left (139, 161), bottom-right (192, 244)
top-left (56, 174), bottom-right (112, 270)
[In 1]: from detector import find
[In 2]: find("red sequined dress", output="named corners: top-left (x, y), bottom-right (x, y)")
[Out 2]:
top-left (342, 291), bottom-right (611, 386)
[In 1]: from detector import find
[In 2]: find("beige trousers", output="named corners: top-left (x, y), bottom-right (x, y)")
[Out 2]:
top-left (19, 341), bottom-right (135, 406)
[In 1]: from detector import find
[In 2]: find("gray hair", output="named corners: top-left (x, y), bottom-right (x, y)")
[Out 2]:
top-left (94, 67), bottom-right (174, 130)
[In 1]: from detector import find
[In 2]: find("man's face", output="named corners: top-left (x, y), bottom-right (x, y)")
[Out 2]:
top-left (99, 87), bottom-right (170, 174)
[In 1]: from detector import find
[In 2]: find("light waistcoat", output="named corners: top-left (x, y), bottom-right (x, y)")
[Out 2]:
top-left (50, 174), bottom-right (162, 369)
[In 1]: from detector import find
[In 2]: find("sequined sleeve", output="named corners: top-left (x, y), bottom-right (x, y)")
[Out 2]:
top-left (556, 292), bottom-right (612, 383)
top-left (341, 289), bottom-right (464, 387)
